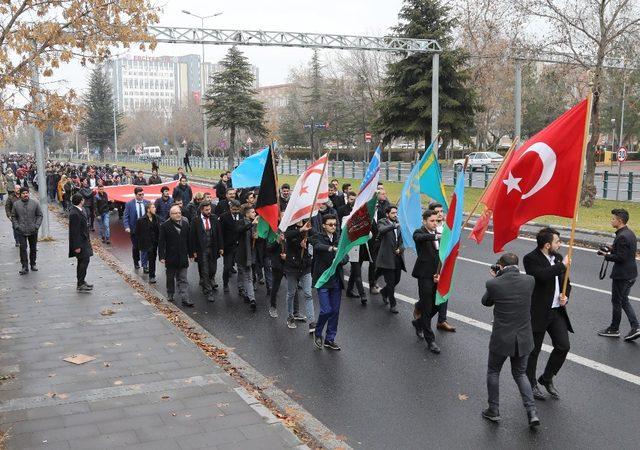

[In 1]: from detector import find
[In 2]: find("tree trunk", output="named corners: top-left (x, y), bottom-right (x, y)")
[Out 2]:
top-left (581, 65), bottom-right (603, 208)
top-left (228, 126), bottom-right (236, 170)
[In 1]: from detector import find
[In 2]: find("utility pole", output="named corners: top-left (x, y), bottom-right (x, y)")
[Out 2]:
top-left (182, 10), bottom-right (223, 162)
top-left (113, 58), bottom-right (119, 162)
top-left (31, 40), bottom-right (51, 239)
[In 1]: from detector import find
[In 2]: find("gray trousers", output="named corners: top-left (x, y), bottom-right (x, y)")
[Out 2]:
top-left (166, 266), bottom-right (189, 301)
top-left (237, 264), bottom-right (255, 301)
top-left (487, 351), bottom-right (535, 413)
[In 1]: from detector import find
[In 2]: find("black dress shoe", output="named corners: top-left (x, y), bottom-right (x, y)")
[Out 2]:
top-left (527, 409), bottom-right (541, 428)
top-left (19, 267), bottom-right (28, 275)
top-left (167, 295), bottom-right (174, 302)
top-left (30, 265), bottom-right (38, 271)
top-left (390, 306), bottom-right (399, 314)
top-left (182, 300), bottom-right (194, 307)
top-left (76, 284), bottom-right (92, 292)
top-left (360, 295), bottom-right (368, 305)
top-left (249, 300), bottom-right (257, 311)
top-left (538, 376), bottom-right (559, 398)
top-left (427, 341), bottom-right (441, 354)
top-left (223, 285), bottom-right (230, 293)
top-left (481, 408), bottom-right (501, 422)
top-left (532, 384), bottom-right (547, 401)
top-left (381, 292), bottom-right (389, 305)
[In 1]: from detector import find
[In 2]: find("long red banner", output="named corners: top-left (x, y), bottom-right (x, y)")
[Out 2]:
top-left (96, 180), bottom-right (215, 203)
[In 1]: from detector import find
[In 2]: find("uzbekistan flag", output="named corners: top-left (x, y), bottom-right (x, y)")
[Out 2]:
top-left (314, 146), bottom-right (381, 288)
top-left (436, 168), bottom-right (465, 305)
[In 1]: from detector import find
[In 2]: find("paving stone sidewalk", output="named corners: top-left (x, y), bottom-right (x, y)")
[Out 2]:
top-left (0, 215), bottom-right (306, 450)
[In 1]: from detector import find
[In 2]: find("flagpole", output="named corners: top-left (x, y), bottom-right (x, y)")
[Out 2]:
top-left (562, 94), bottom-right (593, 296)
top-left (461, 139), bottom-right (518, 231)
top-left (301, 150), bottom-right (331, 256)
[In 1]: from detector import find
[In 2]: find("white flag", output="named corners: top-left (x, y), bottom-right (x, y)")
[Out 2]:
top-left (279, 153), bottom-right (329, 231)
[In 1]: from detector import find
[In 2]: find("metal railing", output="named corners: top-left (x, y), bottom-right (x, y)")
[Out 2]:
top-left (67, 155), bottom-right (640, 202)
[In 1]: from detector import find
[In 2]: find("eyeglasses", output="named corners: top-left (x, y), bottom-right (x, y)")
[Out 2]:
top-left (326, 223), bottom-right (337, 227)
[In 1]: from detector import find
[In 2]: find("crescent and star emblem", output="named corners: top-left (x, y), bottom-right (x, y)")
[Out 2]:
top-left (502, 142), bottom-right (557, 199)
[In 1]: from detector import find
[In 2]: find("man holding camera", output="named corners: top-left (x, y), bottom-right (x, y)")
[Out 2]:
top-left (597, 208), bottom-right (640, 341)
top-left (523, 228), bottom-right (573, 400)
top-left (481, 253), bottom-right (539, 428)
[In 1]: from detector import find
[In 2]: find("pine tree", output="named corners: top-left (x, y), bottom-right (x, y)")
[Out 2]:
top-left (376, 0), bottom-right (479, 155)
top-left (81, 66), bottom-right (123, 160)
top-left (204, 46), bottom-right (267, 169)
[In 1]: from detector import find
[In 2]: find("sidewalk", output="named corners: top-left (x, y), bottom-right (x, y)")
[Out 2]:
top-left (0, 215), bottom-right (307, 450)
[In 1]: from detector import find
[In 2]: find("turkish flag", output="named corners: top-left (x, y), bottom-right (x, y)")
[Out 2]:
top-left (492, 98), bottom-right (589, 252)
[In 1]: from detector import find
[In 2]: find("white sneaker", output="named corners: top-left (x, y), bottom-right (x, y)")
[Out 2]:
top-left (287, 316), bottom-right (297, 329)
top-left (269, 307), bottom-right (278, 318)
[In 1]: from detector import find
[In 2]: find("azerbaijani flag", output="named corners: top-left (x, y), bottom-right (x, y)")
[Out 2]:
top-left (436, 168), bottom-right (465, 305)
top-left (314, 147), bottom-right (381, 288)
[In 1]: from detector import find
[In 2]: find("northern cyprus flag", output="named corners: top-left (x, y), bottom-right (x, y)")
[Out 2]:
top-left (279, 153), bottom-right (330, 231)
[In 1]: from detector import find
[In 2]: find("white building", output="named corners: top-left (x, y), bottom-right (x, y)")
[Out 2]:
top-left (105, 55), bottom-right (259, 118)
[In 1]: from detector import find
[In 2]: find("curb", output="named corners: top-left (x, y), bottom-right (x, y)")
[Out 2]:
top-left (52, 210), bottom-right (351, 450)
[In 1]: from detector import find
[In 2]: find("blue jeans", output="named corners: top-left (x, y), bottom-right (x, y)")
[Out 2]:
top-left (98, 212), bottom-right (110, 240)
top-left (315, 286), bottom-right (342, 342)
top-left (286, 272), bottom-right (313, 319)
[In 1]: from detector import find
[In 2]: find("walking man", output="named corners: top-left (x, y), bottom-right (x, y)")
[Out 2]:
top-left (430, 202), bottom-right (456, 332)
top-left (94, 184), bottom-right (111, 244)
top-left (5, 184), bottom-right (21, 247)
top-left (154, 186), bottom-right (173, 222)
top-left (412, 210), bottom-right (442, 354)
top-left (190, 201), bottom-right (223, 302)
top-left (597, 208), bottom-right (640, 341)
top-left (376, 205), bottom-right (405, 314)
top-left (69, 193), bottom-right (93, 292)
top-left (283, 220), bottom-right (315, 330)
top-left (158, 205), bottom-right (194, 306)
top-left (123, 186), bottom-right (150, 271)
top-left (236, 204), bottom-right (259, 310)
top-left (11, 187), bottom-right (43, 275)
top-left (312, 214), bottom-right (346, 350)
top-left (481, 253), bottom-right (540, 428)
top-left (219, 200), bottom-right (243, 293)
top-left (523, 227), bottom-right (573, 400)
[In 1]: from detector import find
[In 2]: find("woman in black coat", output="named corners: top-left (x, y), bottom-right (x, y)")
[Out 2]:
top-left (136, 203), bottom-right (160, 283)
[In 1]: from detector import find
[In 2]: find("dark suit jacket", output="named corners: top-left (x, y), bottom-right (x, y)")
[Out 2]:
top-left (375, 218), bottom-right (405, 271)
top-left (412, 226), bottom-right (439, 279)
top-left (482, 266), bottom-right (535, 357)
top-left (219, 211), bottom-right (243, 251)
top-left (68, 206), bottom-right (93, 258)
top-left (310, 231), bottom-right (347, 289)
top-left (190, 214), bottom-right (223, 259)
top-left (605, 226), bottom-right (638, 280)
top-left (135, 215), bottom-right (160, 252)
top-left (235, 218), bottom-right (255, 267)
top-left (158, 218), bottom-right (192, 269)
top-left (283, 225), bottom-right (313, 275)
top-left (523, 248), bottom-right (574, 334)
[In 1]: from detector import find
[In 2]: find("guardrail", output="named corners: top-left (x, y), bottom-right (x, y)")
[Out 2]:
top-left (62, 155), bottom-right (640, 202)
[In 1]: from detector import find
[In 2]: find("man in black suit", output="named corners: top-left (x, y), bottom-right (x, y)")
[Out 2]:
top-left (190, 201), bottom-right (223, 303)
top-left (523, 227), bottom-right (572, 400)
top-left (214, 188), bottom-right (237, 216)
top-left (376, 205), bottom-right (405, 314)
top-left (598, 208), bottom-right (640, 341)
top-left (68, 193), bottom-right (93, 292)
top-left (158, 205), bottom-right (193, 306)
top-left (328, 184), bottom-right (345, 210)
top-left (481, 253), bottom-right (539, 428)
top-left (215, 172), bottom-right (229, 200)
top-left (219, 200), bottom-right (243, 293)
top-left (412, 209), bottom-right (442, 354)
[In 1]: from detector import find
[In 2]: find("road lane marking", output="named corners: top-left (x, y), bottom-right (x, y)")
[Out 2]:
top-left (360, 281), bottom-right (640, 387)
top-left (457, 256), bottom-right (640, 303)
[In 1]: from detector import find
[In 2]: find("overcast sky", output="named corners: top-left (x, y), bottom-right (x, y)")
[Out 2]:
top-left (54, 0), bottom-right (406, 93)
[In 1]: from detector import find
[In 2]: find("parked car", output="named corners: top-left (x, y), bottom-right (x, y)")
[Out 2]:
top-left (453, 151), bottom-right (503, 172)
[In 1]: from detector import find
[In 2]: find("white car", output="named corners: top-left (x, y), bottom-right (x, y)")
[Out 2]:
top-left (453, 151), bottom-right (503, 172)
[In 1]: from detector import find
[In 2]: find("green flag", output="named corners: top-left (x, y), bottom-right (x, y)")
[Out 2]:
top-left (257, 216), bottom-right (278, 244)
top-left (314, 195), bottom-right (377, 288)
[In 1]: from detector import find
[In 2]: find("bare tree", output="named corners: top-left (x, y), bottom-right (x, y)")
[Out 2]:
top-left (525, 0), bottom-right (640, 206)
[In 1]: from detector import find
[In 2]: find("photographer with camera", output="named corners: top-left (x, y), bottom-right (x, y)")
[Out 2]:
top-left (597, 208), bottom-right (640, 341)
top-left (481, 253), bottom-right (540, 428)
top-left (523, 228), bottom-right (572, 401)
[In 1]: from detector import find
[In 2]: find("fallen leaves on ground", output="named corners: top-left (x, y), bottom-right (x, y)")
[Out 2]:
top-left (63, 354), bottom-right (96, 365)
top-left (100, 308), bottom-right (116, 316)
top-left (458, 394), bottom-right (469, 401)
top-left (113, 380), bottom-right (123, 386)
top-left (111, 301), bottom-right (124, 305)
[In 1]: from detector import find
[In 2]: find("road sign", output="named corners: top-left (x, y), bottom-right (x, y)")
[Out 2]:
top-left (617, 147), bottom-right (627, 162)
top-left (364, 132), bottom-right (372, 143)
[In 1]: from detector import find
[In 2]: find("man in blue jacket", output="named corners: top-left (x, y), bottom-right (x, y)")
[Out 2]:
top-left (123, 186), bottom-right (150, 271)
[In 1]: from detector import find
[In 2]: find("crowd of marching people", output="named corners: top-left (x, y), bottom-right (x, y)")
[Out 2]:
top-left (3, 150), bottom-right (640, 429)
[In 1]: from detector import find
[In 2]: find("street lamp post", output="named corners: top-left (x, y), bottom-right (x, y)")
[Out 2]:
top-left (182, 10), bottom-right (223, 163)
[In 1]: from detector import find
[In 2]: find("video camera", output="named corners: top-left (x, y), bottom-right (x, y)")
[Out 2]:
top-left (597, 244), bottom-right (612, 256)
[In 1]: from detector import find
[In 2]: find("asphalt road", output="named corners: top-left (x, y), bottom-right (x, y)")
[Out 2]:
top-left (103, 217), bottom-right (640, 449)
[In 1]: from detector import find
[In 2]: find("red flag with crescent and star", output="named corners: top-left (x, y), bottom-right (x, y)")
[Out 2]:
top-left (490, 98), bottom-right (589, 252)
